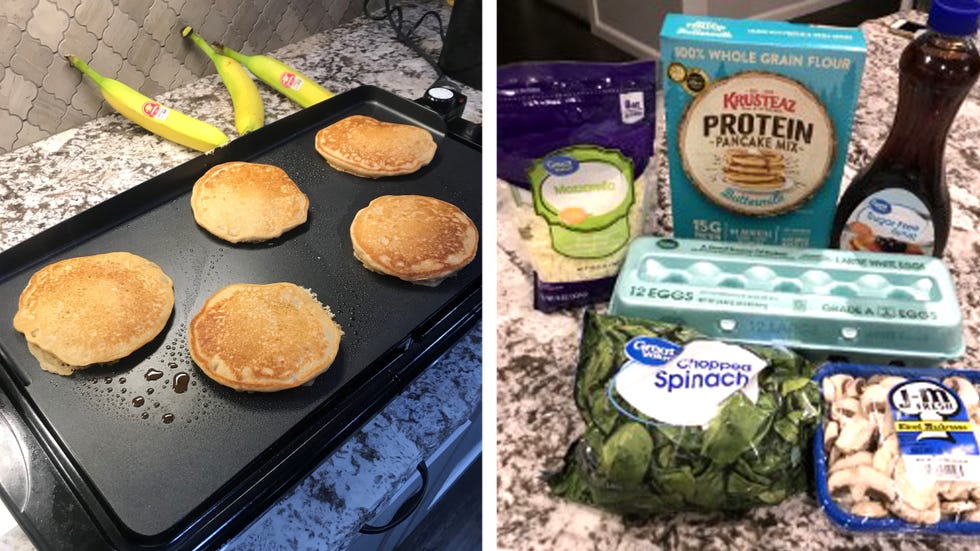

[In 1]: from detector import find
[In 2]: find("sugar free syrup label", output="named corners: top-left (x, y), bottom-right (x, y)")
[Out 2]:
top-left (840, 188), bottom-right (934, 255)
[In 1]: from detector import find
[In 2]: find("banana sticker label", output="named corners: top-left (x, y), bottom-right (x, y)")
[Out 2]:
top-left (141, 101), bottom-right (170, 121)
top-left (280, 72), bottom-right (304, 91)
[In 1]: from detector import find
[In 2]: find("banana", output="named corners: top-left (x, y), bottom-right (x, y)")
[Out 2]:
top-left (217, 44), bottom-right (334, 108)
top-left (182, 27), bottom-right (264, 135)
top-left (68, 56), bottom-right (229, 153)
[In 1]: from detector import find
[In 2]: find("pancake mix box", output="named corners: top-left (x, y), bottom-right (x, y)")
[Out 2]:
top-left (661, 14), bottom-right (866, 247)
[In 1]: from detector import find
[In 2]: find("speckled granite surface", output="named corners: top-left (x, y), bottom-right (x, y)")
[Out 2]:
top-left (0, 2), bottom-right (481, 550)
top-left (497, 13), bottom-right (980, 551)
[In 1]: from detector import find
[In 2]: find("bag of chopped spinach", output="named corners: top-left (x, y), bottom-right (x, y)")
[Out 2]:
top-left (549, 311), bottom-right (820, 516)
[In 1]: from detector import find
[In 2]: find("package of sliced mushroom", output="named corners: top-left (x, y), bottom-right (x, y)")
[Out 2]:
top-left (815, 363), bottom-right (980, 533)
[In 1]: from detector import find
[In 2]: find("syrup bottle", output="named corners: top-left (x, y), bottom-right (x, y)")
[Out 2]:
top-left (831, 0), bottom-right (980, 256)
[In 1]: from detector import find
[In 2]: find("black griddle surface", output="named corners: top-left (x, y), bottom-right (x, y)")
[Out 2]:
top-left (0, 87), bottom-right (481, 543)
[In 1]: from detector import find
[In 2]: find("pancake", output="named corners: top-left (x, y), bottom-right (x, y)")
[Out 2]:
top-left (723, 148), bottom-right (785, 189)
top-left (314, 115), bottom-right (437, 178)
top-left (191, 161), bottom-right (309, 243)
top-left (188, 283), bottom-right (342, 392)
top-left (12, 252), bottom-right (174, 375)
top-left (723, 164), bottom-right (785, 176)
top-left (350, 195), bottom-right (478, 285)
top-left (724, 148), bottom-right (784, 168)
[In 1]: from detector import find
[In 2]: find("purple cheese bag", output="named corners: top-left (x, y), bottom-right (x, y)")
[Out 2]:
top-left (498, 61), bottom-right (657, 312)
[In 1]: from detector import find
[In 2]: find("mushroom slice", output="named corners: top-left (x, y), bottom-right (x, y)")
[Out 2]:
top-left (832, 398), bottom-right (863, 422)
top-left (938, 481), bottom-right (973, 502)
top-left (826, 374), bottom-right (854, 403)
top-left (877, 376), bottom-right (907, 392)
top-left (890, 460), bottom-right (941, 525)
top-left (835, 417), bottom-right (875, 453)
top-left (850, 500), bottom-right (889, 518)
top-left (824, 420), bottom-right (839, 452)
top-left (828, 465), bottom-right (896, 505)
top-left (890, 498), bottom-right (941, 524)
top-left (940, 500), bottom-right (977, 515)
top-left (822, 377), bottom-right (837, 405)
top-left (876, 410), bottom-right (896, 442)
top-left (873, 434), bottom-right (899, 476)
top-left (860, 384), bottom-right (889, 415)
top-left (829, 451), bottom-right (873, 474)
top-left (944, 377), bottom-right (979, 411)
top-left (842, 377), bottom-right (864, 399)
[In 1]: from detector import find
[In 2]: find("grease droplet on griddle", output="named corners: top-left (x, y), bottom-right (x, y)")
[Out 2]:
top-left (168, 362), bottom-right (178, 370)
top-left (173, 372), bottom-right (190, 393)
top-left (162, 413), bottom-right (175, 424)
top-left (132, 396), bottom-right (144, 407)
top-left (141, 412), bottom-right (149, 420)
top-left (147, 388), bottom-right (154, 395)
top-left (119, 377), bottom-right (126, 384)
top-left (145, 368), bottom-right (163, 381)
top-left (104, 377), bottom-right (112, 384)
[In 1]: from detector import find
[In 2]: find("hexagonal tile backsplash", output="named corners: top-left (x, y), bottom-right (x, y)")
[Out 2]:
top-left (0, 0), bottom-right (358, 153)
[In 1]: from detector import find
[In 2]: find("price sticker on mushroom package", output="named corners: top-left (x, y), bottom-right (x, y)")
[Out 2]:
top-left (816, 363), bottom-right (980, 534)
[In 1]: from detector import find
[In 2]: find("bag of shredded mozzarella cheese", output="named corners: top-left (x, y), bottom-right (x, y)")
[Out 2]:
top-left (549, 311), bottom-right (820, 516)
top-left (498, 61), bottom-right (657, 312)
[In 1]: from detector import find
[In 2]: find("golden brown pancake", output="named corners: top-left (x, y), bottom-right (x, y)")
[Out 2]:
top-left (315, 115), bottom-right (437, 178)
top-left (350, 195), bottom-right (478, 285)
top-left (191, 161), bottom-right (309, 243)
top-left (188, 283), bottom-right (342, 392)
top-left (723, 148), bottom-right (786, 189)
top-left (724, 148), bottom-right (784, 167)
top-left (12, 252), bottom-right (174, 375)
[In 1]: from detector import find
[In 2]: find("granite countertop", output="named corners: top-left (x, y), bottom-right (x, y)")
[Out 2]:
top-left (497, 13), bottom-right (980, 551)
top-left (0, 2), bottom-right (481, 550)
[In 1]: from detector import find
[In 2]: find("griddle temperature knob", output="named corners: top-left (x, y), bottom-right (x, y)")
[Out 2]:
top-left (419, 86), bottom-right (466, 121)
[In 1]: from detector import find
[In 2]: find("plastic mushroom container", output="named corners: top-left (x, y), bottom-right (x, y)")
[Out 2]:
top-left (814, 363), bottom-right (980, 534)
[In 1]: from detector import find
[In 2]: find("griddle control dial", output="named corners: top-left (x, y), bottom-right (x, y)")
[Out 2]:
top-left (419, 86), bottom-right (466, 121)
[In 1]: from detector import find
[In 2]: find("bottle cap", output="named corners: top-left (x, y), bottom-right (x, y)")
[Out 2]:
top-left (928, 0), bottom-right (980, 36)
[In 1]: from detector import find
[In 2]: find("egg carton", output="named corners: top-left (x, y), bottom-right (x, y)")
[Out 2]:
top-left (609, 237), bottom-right (964, 366)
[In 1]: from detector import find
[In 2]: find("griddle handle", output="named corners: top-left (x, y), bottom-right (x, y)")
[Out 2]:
top-left (359, 462), bottom-right (428, 534)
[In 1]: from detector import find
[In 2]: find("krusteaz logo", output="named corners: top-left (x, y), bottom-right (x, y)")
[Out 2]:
top-left (677, 20), bottom-right (732, 38)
